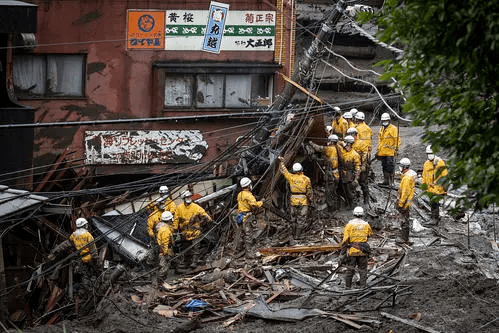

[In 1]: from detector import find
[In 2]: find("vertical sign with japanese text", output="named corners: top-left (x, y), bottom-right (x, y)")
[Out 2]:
top-left (127, 10), bottom-right (165, 49)
top-left (202, 2), bottom-right (229, 54)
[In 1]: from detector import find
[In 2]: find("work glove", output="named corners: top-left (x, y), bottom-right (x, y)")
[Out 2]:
top-left (47, 253), bottom-right (56, 261)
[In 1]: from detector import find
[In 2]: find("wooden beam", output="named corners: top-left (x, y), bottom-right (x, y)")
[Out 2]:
top-left (259, 243), bottom-right (341, 256)
top-left (35, 148), bottom-right (73, 192)
top-left (380, 311), bottom-right (441, 333)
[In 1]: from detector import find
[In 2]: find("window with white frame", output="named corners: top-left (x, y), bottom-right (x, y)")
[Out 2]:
top-left (13, 54), bottom-right (85, 98)
top-left (159, 63), bottom-right (278, 109)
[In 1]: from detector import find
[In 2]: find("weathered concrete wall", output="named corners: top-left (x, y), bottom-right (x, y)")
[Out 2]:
top-left (17, 0), bottom-right (295, 180)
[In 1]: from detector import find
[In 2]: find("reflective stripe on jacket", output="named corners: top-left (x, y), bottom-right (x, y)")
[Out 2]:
top-left (398, 169), bottom-right (417, 209)
top-left (343, 218), bottom-right (373, 256)
top-left (422, 157), bottom-right (448, 195)
top-left (377, 124), bottom-right (401, 156)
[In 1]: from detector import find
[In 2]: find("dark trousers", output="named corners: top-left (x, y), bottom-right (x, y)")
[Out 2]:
top-left (345, 256), bottom-right (368, 289)
top-left (380, 156), bottom-right (395, 174)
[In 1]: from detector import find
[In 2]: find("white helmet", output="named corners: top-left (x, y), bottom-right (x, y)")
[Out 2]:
top-left (326, 125), bottom-right (332, 133)
top-left (75, 217), bottom-right (88, 228)
top-left (399, 157), bottom-right (411, 167)
top-left (333, 106), bottom-right (341, 113)
top-left (181, 190), bottom-right (192, 199)
top-left (346, 127), bottom-right (358, 135)
top-left (381, 113), bottom-right (391, 121)
top-left (161, 211), bottom-right (174, 222)
top-left (292, 162), bottom-right (303, 173)
top-left (328, 134), bottom-right (339, 143)
top-left (343, 111), bottom-right (352, 120)
top-left (159, 185), bottom-right (169, 195)
top-left (425, 145), bottom-right (433, 154)
top-left (240, 177), bottom-right (252, 188)
top-left (350, 108), bottom-right (358, 117)
top-left (353, 206), bottom-right (364, 217)
top-left (344, 135), bottom-right (355, 144)
top-left (355, 111), bottom-right (365, 121)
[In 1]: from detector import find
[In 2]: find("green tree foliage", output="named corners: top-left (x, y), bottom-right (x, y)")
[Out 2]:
top-left (374, 0), bottom-right (499, 209)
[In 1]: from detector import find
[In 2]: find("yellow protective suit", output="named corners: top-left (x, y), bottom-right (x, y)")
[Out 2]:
top-left (70, 228), bottom-right (98, 263)
top-left (174, 202), bottom-right (212, 241)
top-left (164, 198), bottom-right (177, 215)
top-left (147, 207), bottom-right (163, 237)
top-left (156, 222), bottom-right (174, 256)
top-left (352, 139), bottom-right (370, 171)
top-left (322, 145), bottom-right (340, 179)
top-left (376, 124), bottom-right (401, 157)
top-left (397, 169), bottom-right (417, 209)
top-left (279, 162), bottom-right (312, 206)
top-left (422, 157), bottom-right (448, 195)
top-left (342, 218), bottom-right (373, 256)
top-left (237, 189), bottom-right (263, 213)
top-left (331, 117), bottom-right (348, 138)
top-left (355, 122), bottom-right (373, 148)
top-left (339, 147), bottom-right (361, 180)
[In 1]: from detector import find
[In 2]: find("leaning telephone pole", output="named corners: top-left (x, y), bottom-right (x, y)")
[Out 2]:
top-left (270, 0), bottom-right (348, 113)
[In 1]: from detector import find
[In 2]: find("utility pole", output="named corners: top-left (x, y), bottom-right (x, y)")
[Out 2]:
top-left (270, 0), bottom-right (348, 113)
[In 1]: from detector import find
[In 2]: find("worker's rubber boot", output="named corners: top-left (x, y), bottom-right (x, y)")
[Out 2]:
top-left (389, 173), bottom-right (395, 189)
top-left (345, 270), bottom-right (354, 290)
top-left (396, 222), bottom-right (412, 245)
top-left (378, 172), bottom-right (390, 187)
top-left (359, 272), bottom-right (367, 289)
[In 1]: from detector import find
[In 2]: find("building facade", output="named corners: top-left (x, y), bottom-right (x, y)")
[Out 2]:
top-left (12, 0), bottom-right (296, 188)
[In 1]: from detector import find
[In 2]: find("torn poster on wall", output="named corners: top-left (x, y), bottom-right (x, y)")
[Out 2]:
top-left (85, 130), bottom-right (208, 165)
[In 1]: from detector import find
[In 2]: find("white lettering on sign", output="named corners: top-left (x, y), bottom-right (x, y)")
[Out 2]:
top-left (85, 130), bottom-right (208, 165)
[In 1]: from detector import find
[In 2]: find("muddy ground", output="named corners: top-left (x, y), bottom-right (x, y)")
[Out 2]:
top-left (19, 125), bottom-right (499, 333)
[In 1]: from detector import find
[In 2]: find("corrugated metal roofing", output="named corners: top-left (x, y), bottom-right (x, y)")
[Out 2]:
top-left (0, 185), bottom-right (48, 219)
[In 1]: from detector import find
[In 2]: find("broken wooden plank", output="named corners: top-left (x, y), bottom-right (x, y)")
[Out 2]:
top-left (222, 301), bottom-right (256, 327)
top-left (259, 243), bottom-right (341, 256)
top-left (241, 269), bottom-right (267, 286)
top-left (380, 311), bottom-right (441, 333)
top-left (35, 148), bottom-right (73, 192)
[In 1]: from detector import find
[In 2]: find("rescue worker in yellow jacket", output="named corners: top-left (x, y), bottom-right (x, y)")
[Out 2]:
top-left (342, 206), bottom-right (372, 289)
top-left (375, 113), bottom-right (401, 187)
top-left (343, 111), bottom-right (356, 129)
top-left (331, 106), bottom-right (348, 139)
top-left (309, 134), bottom-right (341, 211)
top-left (156, 211), bottom-right (175, 279)
top-left (338, 135), bottom-right (361, 208)
top-left (236, 177), bottom-right (263, 254)
top-left (147, 185), bottom-right (176, 241)
top-left (48, 217), bottom-right (99, 297)
top-left (422, 145), bottom-right (448, 225)
top-left (174, 190), bottom-right (212, 267)
top-left (396, 158), bottom-right (417, 244)
top-left (347, 127), bottom-right (371, 204)
top-left (353, 111), bottom-right (373, 149)
top-left (278, 156), bottom-right (313, 241)
top-left (49, 217), bottom-right (98, 265)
